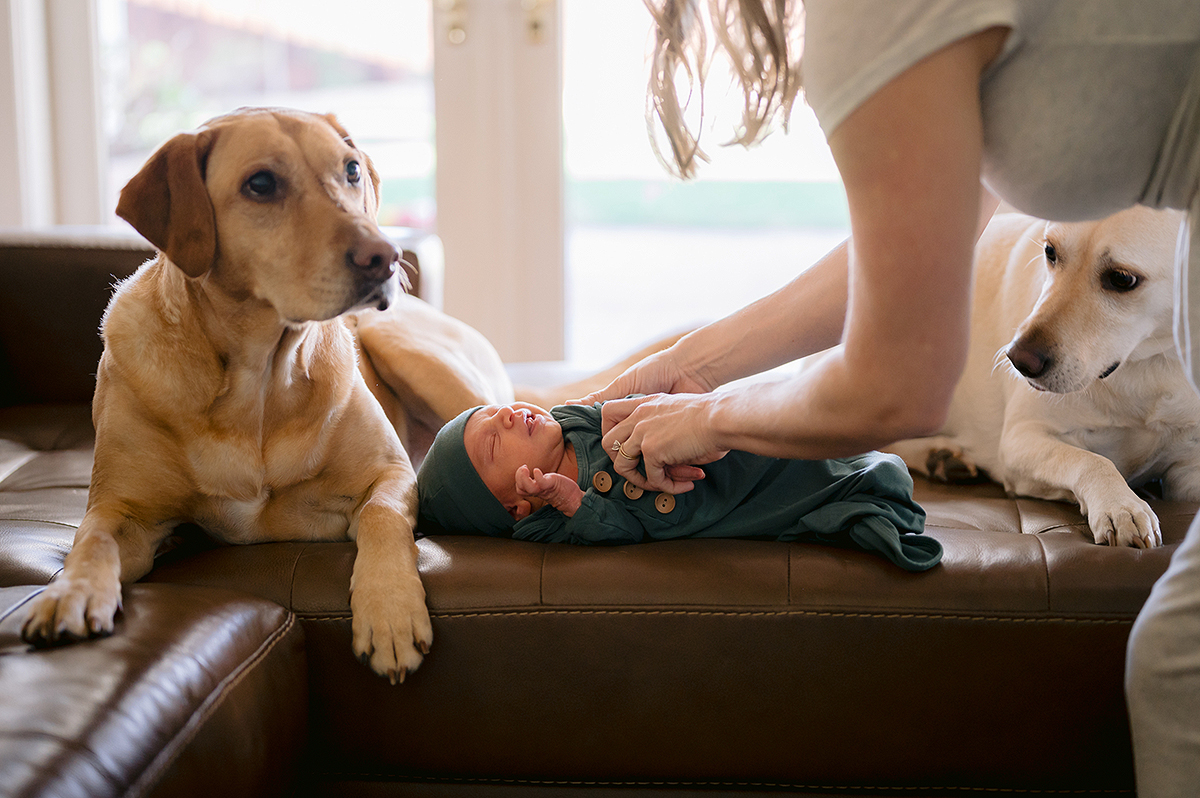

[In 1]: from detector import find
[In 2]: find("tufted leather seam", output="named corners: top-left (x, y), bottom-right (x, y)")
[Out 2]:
top-left (125, 610), bottom-right (299, 798)
top-left (1029, 513), bottom-right (1054, 612)
top-left (299, 609), bottom-right (1134, 624)
top-left (0, 584), bottom-right (48, 623)
top-left (0, 517), bottom-right (78, 528)
top-left (0, 451), bottom-right (37, 486)
top-left (290, 543), bottom-right (308, 610)
top-left (0, 730), bottom-right (124, 794)
top-left (310, 771), bottom-right (1132, 793)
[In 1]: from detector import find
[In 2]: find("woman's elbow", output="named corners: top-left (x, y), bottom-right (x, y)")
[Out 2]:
top-left (868, 380), bottom-right (954, 445)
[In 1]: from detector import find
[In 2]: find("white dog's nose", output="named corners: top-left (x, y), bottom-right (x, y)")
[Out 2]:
top-left (1007, 343), bottom-right (1050, 379)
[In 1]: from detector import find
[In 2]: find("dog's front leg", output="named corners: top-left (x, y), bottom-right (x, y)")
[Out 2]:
top-left (21, 506), bottom-right (159, 644)
top-left (349, 467), bottom-right (432, 684)
top-left (886, 436), bottom-right (982, 483)
top-left (1000, 421), bottom-right (1161, 548)
top-left (1163, 460), bottom-right (1200, 503)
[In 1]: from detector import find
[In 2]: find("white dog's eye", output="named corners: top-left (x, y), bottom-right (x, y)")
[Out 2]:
top-left (346, 160), bottom-right (361, 185)
top-left (1043, 243), bottom-right (1057, 265)
top-left (1102, 269), bottom-right (1140, 293)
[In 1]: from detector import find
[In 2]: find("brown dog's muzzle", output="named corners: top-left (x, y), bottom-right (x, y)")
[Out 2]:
top-left (349, 227), bottom-right (402, 311)
top-left (350, 231), bottom-right (400, 284)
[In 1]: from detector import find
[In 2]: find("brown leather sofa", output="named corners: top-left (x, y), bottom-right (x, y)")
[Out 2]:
top-left (0, 230), bottom-right (1189, 798)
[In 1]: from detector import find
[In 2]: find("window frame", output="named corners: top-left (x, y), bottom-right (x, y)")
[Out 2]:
top-left (1, 0), bottom-right (106, 227)
top-left (1, 0), bottom-right (566, 361)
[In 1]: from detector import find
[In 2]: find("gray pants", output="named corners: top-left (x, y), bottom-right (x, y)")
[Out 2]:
top-left (1127, 511), bottom-right (1200, 796)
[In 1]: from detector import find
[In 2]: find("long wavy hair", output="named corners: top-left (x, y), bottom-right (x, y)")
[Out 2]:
top-left (644, 0), bottom-right (804, 179)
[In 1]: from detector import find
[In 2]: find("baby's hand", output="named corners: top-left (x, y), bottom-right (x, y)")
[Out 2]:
top-left (516, 465), bottom-right (584, 517)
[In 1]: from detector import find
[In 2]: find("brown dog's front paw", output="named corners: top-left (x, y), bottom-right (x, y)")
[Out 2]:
top-left (925, 448), bottom-right (985, 484)
top-left (20, 577), bottom-right (122, 647)
top-left (350, 575), bottom-right (433, 684)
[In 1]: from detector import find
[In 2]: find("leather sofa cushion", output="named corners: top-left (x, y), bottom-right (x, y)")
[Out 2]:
top-left (140, 512), bottom-right (1188, 793)
top-left (0, 405), bottom-right (93, 586)
top-left (0, 583), bottom-right (306, 798)
top-left (3, 403), bottom-right (1194, 793)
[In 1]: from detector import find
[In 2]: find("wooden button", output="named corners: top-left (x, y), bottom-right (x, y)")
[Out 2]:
top-left (623, 481), bottom-right (644, 500)
top-left (654, 493), bottom-right (675, 514)
top-left (592, 471), bottom-right (613, 493)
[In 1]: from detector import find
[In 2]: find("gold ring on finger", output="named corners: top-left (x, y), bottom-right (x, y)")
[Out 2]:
top-left (611, 440), bottom-right (639, 460)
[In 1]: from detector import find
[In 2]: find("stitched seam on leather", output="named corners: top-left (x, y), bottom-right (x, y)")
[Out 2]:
top-left (311, 772), bottom-right (1132, 793)
top-left (126, 611), bottom-right (298, 798)
top-left (299, 609), bottom-right (1133, 624)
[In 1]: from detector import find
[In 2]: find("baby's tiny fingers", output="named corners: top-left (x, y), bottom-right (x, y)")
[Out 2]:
top-left (515, 465), bottom-right (536, 495)
top-left (665, 464), bottom-right (705, 482)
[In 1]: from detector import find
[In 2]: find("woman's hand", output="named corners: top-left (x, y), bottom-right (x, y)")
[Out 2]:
top-left (574, 346), bottom-right (714, 407)
top-left (515, 466), bottom-right (585, 517)
top-left (601, 393), bottom-right (729, 493)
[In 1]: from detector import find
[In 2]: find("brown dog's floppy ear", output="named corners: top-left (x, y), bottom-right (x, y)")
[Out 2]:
top-left (363, 150), bottom-right (383, 217)
top-left (116, 130), bottom-right (217, 278)
top-left (322, 113), bottom-right (382, 216)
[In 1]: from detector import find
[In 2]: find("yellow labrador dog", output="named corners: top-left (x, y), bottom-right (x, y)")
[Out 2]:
top-left (889, 206), bottom-right (1200, 549)
top-left (21, 108), bottom-right (432, 683)
top-left (350, 297), bottom-right (689, 469)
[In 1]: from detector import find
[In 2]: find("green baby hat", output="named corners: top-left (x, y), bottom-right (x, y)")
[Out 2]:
top-left (417, 405), bottom-right (516, 535)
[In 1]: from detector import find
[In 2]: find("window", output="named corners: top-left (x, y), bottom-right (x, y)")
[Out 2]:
top-left (3, 0), bottom-right (848, 369)
top-left (98, 0), bottom-right (435, 229)
top-left (562, 0), bottom-right (847, 366)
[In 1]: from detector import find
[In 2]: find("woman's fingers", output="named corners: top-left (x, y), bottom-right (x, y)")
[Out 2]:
top-left (600, 394), bottom-right (655, 436)
top-left (665, 464), bottom-right (706, 482)
top-left (601, 393), bottom-right (727, 493)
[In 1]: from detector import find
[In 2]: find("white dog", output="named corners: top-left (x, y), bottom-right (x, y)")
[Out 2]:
top-left (889, 207), bottom-right (1200, 548)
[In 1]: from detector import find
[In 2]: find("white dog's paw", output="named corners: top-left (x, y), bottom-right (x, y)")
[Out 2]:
top-left (21, 575), bottom-right (122, 646)
top-left (1087, 496), bottom-right (1162, 549)
top-left (350, 573), bottom-right (433, 684)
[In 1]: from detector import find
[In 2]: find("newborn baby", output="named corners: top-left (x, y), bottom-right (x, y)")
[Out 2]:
top-left (416, 400), bottom-right (941, 571)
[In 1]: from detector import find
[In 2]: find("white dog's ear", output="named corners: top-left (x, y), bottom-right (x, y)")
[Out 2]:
top-left (116, 130), bottom-right (217, 278)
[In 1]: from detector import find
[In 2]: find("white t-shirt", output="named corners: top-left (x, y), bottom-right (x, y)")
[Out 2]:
top-left (801, 0), bottom-right (1200, 221)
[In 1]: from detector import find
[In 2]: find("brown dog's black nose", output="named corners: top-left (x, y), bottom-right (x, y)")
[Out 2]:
top-left (350, 235), bottom-right (399, 282)
top-left (1007, 344), bottom-right (1050, 379)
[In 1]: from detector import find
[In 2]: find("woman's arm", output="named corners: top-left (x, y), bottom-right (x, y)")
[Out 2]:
top-left (578, 239), bottom-right (850, 403)
top-left (604, 28), bottom-right (1008, 491)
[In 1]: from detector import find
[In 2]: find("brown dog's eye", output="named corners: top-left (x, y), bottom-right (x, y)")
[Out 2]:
top-left (346, 160), bottom-right (361, 185)
top-left (1102, 270), bottom-right (1140, 292)
top-left (1043, 243), bottom-right (1057, 265)
top-left (244, 171), bottom-right (278, 198)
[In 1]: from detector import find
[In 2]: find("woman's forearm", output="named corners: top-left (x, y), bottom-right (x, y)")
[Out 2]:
top-left (706, 346), bottom-right (952, 460)
top-left (670, 239), bottom-right (850, 390)
top-left (698, 32), bottom-right (1008, 461)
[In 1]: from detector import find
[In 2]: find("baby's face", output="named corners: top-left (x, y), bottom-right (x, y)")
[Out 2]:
top-left (464, 403), bottom-right (565, 515)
